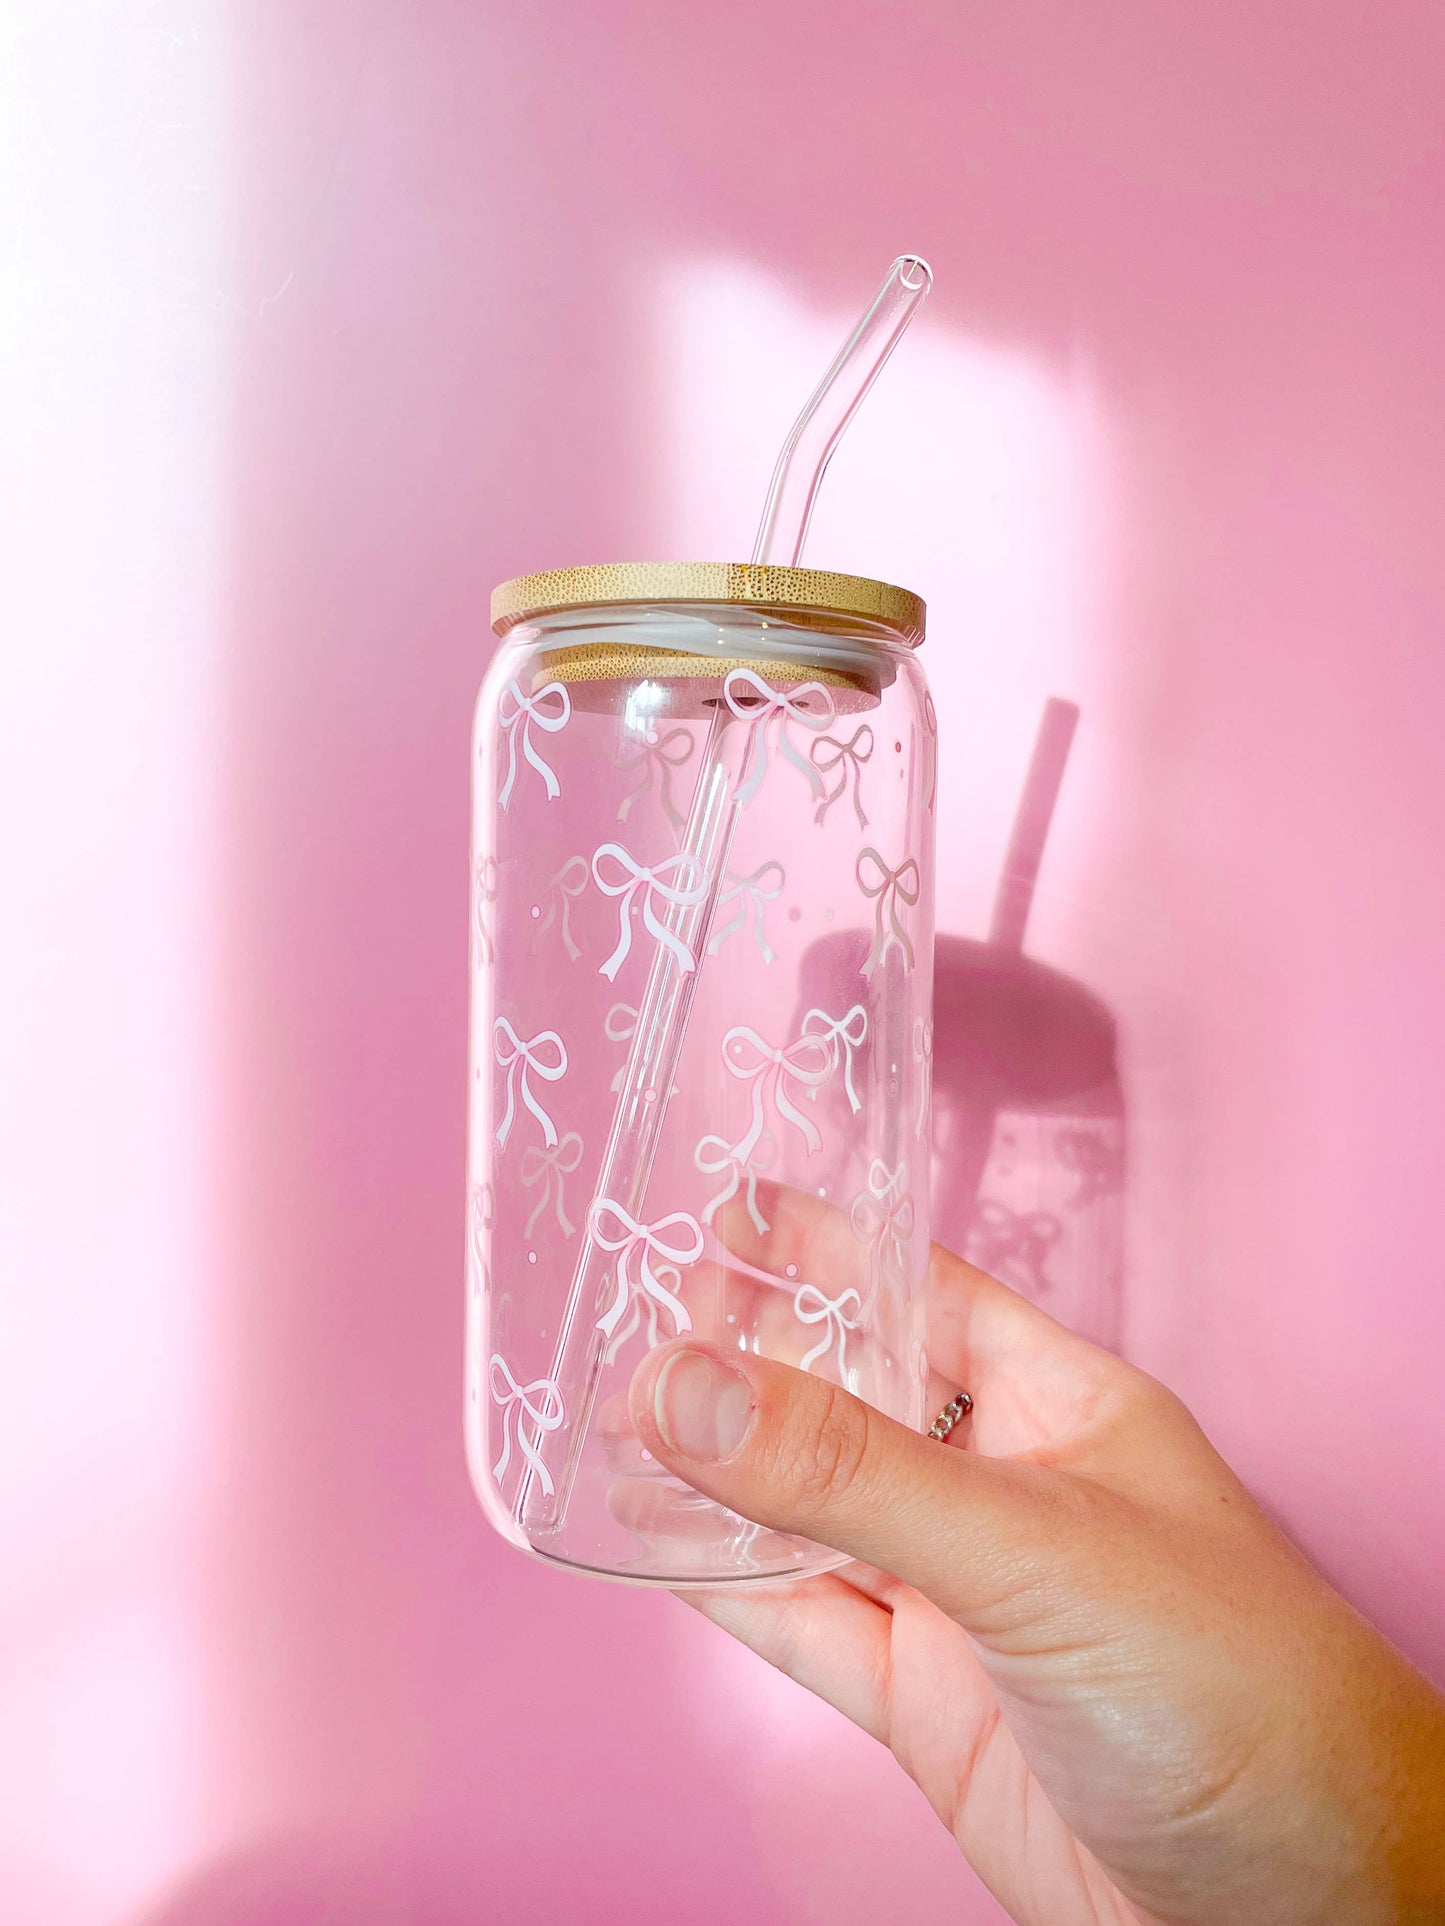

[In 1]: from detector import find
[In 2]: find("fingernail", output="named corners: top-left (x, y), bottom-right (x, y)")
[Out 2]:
top-left (654, 1348), bottom-right (754, 1463)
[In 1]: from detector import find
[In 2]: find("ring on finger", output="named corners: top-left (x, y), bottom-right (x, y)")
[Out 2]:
top-left (927, 1390), bottom-right (973, 1443)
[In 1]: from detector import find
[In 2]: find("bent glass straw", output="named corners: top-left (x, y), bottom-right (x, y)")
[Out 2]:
top-left (521, 255), bottom-right (933, 1532)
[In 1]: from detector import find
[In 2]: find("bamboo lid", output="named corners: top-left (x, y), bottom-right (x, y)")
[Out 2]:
top-left (490, 562), bottom-right (925, 648)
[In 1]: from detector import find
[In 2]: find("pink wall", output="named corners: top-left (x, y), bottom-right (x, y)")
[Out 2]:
top-left (5, 4), bottom-right (1444, 1922)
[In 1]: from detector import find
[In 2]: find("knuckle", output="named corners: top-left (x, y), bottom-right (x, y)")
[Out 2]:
top-left (1124, 1366), bottom-right (1188, 1430)
top-left (1096, 1355), bottom-right (1173, 1426)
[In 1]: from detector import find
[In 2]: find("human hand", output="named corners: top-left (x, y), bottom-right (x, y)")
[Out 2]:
top-left (627, 1188), bottom-right (1445, 1926)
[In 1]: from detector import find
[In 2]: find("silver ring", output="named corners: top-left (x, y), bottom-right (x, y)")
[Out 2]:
top-left (928, 1391), bottom-right (973, 1442)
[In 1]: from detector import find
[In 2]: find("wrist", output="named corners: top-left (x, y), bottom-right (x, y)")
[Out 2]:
top-left (1374, 1667), bottom-right (1445, 1921)
top-left (1315, 1616), bottom-right (1445, 1925)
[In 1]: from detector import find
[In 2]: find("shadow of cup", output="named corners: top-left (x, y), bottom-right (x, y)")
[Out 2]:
top-left (932, 935), bottom-right (1124, 1351)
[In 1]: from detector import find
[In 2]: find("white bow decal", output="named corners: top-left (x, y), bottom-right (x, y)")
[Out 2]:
top-left (590, 1199), bottom-right (703, 1341)
top-left (591, 841), bottom-right (708, 982)
top-left (616, 725), bottom-right (694, 829)
top-left (850, 1159), bottom-right (916, 1305)
top-left (604, 1001), bottom-right (638, 1092)
top-left (694, 1130), bottom-right (777, 1236)
top-left (536, 855), bottom-right (589, 962)
top-left (802, 1002), bottom-right (869, 1114)
top-left (794, 1282), bottom-right (862, 1377)
top-left (707, 861), bottom-right (785, 965)
top-left (492, 1018), bottom-right (567, 1148)
top-left (856, 847), bottom-right (921, 978)
top-left (497, 679), bottom-right (571, 811)
top-left (811, 724), bottom-right (874, 829)
top-left (521, 1131), bottom-right (584, 1237)
top-left (721, 1024), bottom-right (834, 1162)
top-left (722, 668), bottom-right (836, 807)
top-left (602, 1260), bottom-right (680, 1363)
top-left (488, 1353), bottom-right (565, 1496)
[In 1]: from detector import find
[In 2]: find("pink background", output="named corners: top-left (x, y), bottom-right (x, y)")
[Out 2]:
top-left (5, 4), bottom-right (1444, 1921)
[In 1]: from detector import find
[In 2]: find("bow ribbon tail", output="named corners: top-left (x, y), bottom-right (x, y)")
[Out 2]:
top-left (595, 1253), bottom-right (633, 1340)
top-left (520, 1076), bottom-right (558, 1148)
top-left (772, 1078), bottom-right (823, 1155)
top-left (601, 1301), bottom-right (631, 1364)
top-left (640, 1259), bottom-right (691, 1334)
top-left (517, 1422), bottom-right (556, 1496)
top-left (888, 909), bottom-right (916, 973)
top-left (659, 773), bottom-right (686, 831)
top-left (846, 764), bottom-right (869, 831)
top-left (700, 1160), bottom-right (739, 1225)
top-left (890, 867), bottom-right (922, 970)
top-left (521, 1160), bottom-right (575, 1239)
top-left (497, 731), bottom-right (522, 811)
top-left (557, 893), bottom-right (580, 963)
top-left (546, 858), bottom-right (589, 962)
top-left (733, 722), bottom-right (768, 808)
top-left (553, 1185), bottom-right (575, 1238)
top-left (521, 726), bottom-right (561, 800)
top-left (705, 897), bottom-right (744, 958)
top-left (491, 1412), bottom-right (513, 1482)
top-left (835, 1032), bottom-right (863, 1113)
top-left (615, 760), bottom-right (649, 823)
top-left (842, 1054), bottom-right (862, 1113)
top-left (812, 779), bottom-right (847, 828)
top-left (779, 727), bottom-right (826, 800)
top-left (730, 1083), bottom-right (769, 1165)
top-left (742, 1165), bottom-right (770, 1236)
top-left (863, 904), bottom-right (915, 979)
top-left (861, 903), bottom-right (891, 978)
top-left (494, 1069), bottom-right (517, 1148)
top-left (752, 905), bottom-right (776, 967)
top-left (798, 1328), bottom-right (831, 1374)
top-left (642, 896), bottom-right (697, 975)
top-left (835, 1291), bottom-right (863, 1372)
top-left (522, 1180), bottom-right (547, 1239)
top-left (598, 901), bottom-right (634, 982)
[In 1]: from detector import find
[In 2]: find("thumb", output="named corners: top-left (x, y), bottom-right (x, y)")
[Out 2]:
top-left (628, 1339), bottom-right (1061, 1623)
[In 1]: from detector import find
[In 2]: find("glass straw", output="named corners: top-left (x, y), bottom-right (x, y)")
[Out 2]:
top-left (752, 253), bottom-right (933, 567)
top-left (521, 255), bottom-right (933, 1532)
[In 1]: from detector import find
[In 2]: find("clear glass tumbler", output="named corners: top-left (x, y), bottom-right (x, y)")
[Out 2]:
top-left (467, 563), bottom-right (935, 1584)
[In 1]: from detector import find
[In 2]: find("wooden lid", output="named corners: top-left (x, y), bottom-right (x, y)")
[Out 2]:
top-left (490, 561), bottom-right (925, 647)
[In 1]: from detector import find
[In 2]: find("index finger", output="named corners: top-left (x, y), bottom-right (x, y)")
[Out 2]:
top-left (717, 1176), bottom-right (1096, 1396)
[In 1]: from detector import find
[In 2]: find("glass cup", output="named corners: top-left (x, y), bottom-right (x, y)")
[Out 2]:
top-left (467, 563), bottom-right (935, 1585)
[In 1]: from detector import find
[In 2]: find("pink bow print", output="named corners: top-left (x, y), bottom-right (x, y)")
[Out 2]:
top-left (589, 1199), bottom-right (703, 1342)
top-left (591, 841), bottom-right (709, 981)
top-left (722, 668), bottom-right (836, 807)
top-left (496, 678), bottom-right (571, 810)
